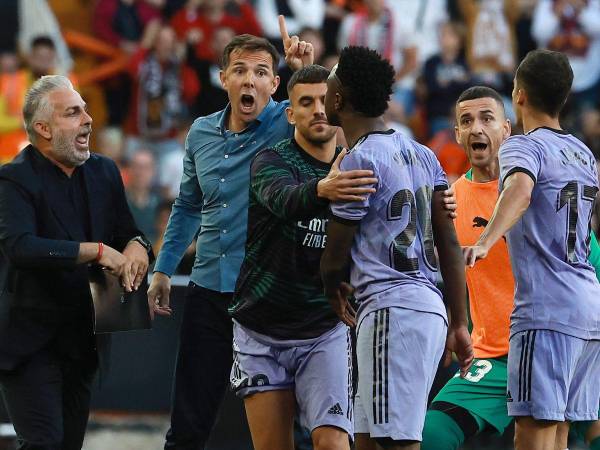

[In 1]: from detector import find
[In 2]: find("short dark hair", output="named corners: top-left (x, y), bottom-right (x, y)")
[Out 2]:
top-left (221, 34), bottom-right (279, 75)
top-left (31, 36), bottom-right (55, 50)
top-left (456, 85), bottom-right (505, 112)
top-left (336, 46), bottom-right (395, 117)
top-left (287, 64), bottom-right (329, 94)
top-left (516, 49), bottom-right (573, 117)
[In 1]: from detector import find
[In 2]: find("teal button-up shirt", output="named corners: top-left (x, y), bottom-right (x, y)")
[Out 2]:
top-left (154, 99), bottom-right (293, 292)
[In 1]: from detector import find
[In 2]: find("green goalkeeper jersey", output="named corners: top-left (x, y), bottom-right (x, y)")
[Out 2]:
top-left (230, 139), bottom-right (341, 339)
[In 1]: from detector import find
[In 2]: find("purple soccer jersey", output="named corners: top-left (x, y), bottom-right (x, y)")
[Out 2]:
top-left (330, 130), bottom-right (449, 320)
top-left (499, 127), bottom-right (600, 340)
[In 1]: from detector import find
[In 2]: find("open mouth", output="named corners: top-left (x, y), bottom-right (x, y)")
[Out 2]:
top-left (75, 131), bottom-right (90, 147)
top-left (471, 142), bottom-right (488, 152)
top-left (240, 94), bottom-right (255, 111)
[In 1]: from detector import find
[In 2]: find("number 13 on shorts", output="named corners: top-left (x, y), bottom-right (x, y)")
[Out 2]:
top-left (454, 359), bottom-right (493, 383)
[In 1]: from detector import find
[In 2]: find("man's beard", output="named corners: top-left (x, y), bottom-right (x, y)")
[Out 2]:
top-left (304, 127), bottom-right (338, 146)
top-left (53, 129), bottom-right (90, 167)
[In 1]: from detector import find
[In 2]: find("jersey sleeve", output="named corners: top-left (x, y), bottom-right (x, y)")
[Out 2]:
top-left (329, 150), bottom-right (377, 224)
top-left (250, 148), bottom-right (327, 220)
top-left (431, 150), bottom-right (449, 191)
top-left (499, 135), bottom-right (543, 188)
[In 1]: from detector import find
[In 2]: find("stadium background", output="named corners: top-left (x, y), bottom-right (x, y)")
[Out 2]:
top-left (0, 0), bottom-right (598, 448)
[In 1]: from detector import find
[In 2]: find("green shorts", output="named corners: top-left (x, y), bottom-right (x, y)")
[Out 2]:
top-left (431, 357), bottom-right (512, 434)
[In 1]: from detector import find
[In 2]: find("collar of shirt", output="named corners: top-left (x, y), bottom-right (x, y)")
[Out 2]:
top-left (30, 146), bottom-right (82, 180)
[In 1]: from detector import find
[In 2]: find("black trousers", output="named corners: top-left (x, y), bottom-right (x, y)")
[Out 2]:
top-left (0, 349), bottom-right (96, 450)
top-left (164, 283), bottom-right (233, 450)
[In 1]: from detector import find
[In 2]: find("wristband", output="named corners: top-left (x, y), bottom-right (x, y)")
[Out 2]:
top-left (95, 242), bottom-right (104, 262)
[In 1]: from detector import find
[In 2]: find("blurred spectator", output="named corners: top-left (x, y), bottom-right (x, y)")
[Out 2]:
top-left (170, 0), bottom-right (262, 61)
top-left (427, 118), bottom-right (470, 184)
top-left (0, 36), bottom-right (74, 164)
top-left (125, 24), bottom-right (199, 163)
top-left (338, 0), bottom-right (417, 120)
top-left (322, 0), bottom-right (364, 55)
top-left (515, 0), bottom-right (539, 60)
top-left (459, 0), bottom-right (518, 95)
top-left (185, 26), bottom-right (233, 117)
top-left (0, 1), bottom-right (18, 54)
top-left (255, 0), bottom-right (325, 51)
top-left (93, 0), bottom-right (163, 54)
top-left (125, 149), bottom-right (162, 242)
top-left (163, 0), bottom-right (187, 19)
top-left (158, 122), bottom-right (189, 200)
top-left (582, 108), bottom-right (600, 157)
top-left (95, 126), bottom-right (126, 166)
top-left (338, 0), bottom-right (415, 77)
top-left (532, 0), bottom-right (600, 112)
top-left (18, 0), bottom-right (74, 75)
top-left (0, 51), bottom-right (25, 164)
top-left (26, 36), bottom-right (63, 79)
top-left (93, 0), bottom-right (164, 125)
top-left (423, 21), bottom-right (471, 136)
top-left (390, 0), bottom-right (449, 65)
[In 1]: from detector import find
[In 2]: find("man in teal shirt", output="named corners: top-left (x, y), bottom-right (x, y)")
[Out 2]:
top-left (146, 24), bottom-right (374, 449)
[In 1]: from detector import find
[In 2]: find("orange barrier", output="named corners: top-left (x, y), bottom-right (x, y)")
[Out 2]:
top-left (63, 30), bottom-right (129, 86)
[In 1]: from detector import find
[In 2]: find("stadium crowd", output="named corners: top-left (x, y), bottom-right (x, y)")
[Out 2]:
top-left (0, 0), bottom-right (599, 263)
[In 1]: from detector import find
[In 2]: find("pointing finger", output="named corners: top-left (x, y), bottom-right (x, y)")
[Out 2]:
top-left (278, 15), bottom-right (290, 43)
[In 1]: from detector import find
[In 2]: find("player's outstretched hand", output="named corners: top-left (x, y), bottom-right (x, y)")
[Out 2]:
top-left (443, 324), bottom-right (474, 378)
top-left (279, 15), bottom-right (314, 70)
top-left (147, 272), bottom-right (173, 320)
top-left (462, 244), bottom-right (489, 267)
top-left (442, 186), bottom-right (457, 219)
top-left (327, 282), bottom-right (356, 327)
top-left (317, 149), bottom-right (378, 202)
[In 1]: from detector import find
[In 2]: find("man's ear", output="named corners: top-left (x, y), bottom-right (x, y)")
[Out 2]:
top-left (503, 119), bottom-right (512, 140)
top-left (270, 75), bottom-right (280, 96)
top-left (515, 88), bottom-right (526, 107)
top-left (335, 92), bottom-right (343, 112)
top-left (285, 105), bottom-right (295, 125)
top-left (219, 69), bottom-right (227, 90)
top-left (33, 121), bottom-right (51, 140)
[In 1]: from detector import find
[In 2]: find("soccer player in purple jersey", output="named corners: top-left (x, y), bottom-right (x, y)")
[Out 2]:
top-left (320, 46), bottom-right (473, 450)
top-left (464, 49), bottom-right (600, 450)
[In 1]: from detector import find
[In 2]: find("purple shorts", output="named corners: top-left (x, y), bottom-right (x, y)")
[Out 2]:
top-left (230, 321), bottom-right (353, 435)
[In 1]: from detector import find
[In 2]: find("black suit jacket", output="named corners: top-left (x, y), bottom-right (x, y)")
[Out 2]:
top-left (0, 146), bottom-right (144, 370)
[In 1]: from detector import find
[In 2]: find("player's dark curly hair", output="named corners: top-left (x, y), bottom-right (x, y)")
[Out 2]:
top-left (336, 46), bottom-right (396, 117)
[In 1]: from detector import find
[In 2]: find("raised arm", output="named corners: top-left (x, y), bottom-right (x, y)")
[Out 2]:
top-left (252, 149), bottom-right (377, 220)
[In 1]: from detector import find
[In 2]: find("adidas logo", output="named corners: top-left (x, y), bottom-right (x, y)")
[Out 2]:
top-left (506, 390), bottom-right (513, 403)
top-left (328, 403), bottom-right (344, 415)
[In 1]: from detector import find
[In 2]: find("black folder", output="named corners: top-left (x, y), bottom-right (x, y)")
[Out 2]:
top-left (89, 267), bottom-right (152, 333)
